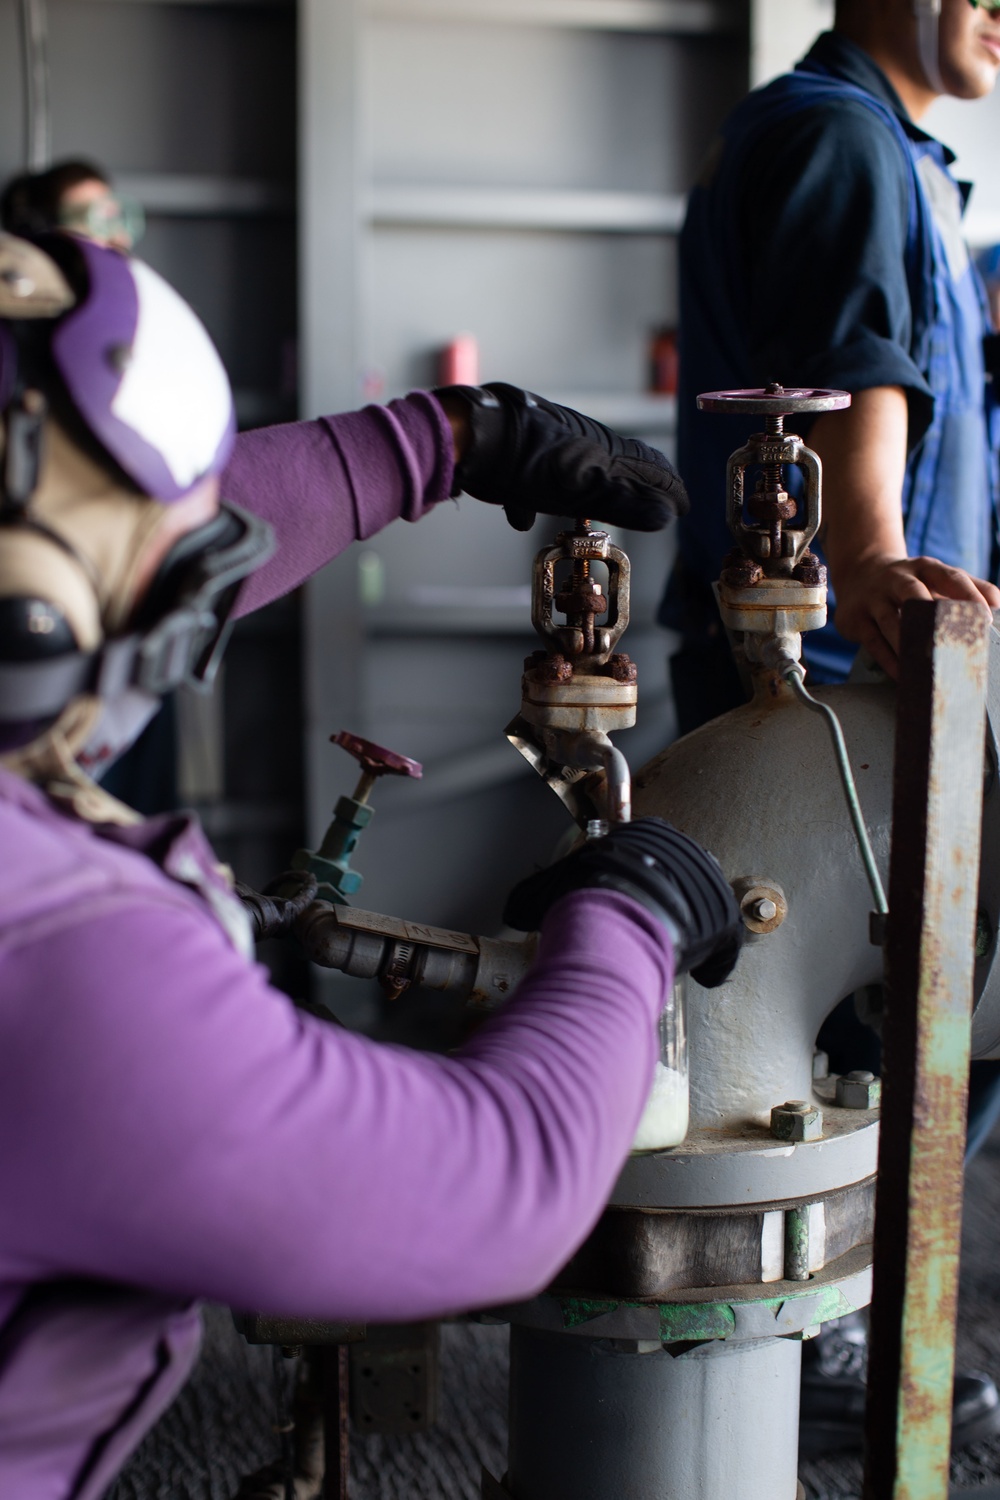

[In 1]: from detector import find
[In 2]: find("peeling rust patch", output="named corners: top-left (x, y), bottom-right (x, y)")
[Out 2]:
top-left (937, 598), bottom-right (988, 650)
top-left (864, 600), bottom-right (988, 1500)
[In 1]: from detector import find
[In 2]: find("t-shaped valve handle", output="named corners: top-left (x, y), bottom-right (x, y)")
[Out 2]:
top-left (331, 731), bottom-right (423, 805)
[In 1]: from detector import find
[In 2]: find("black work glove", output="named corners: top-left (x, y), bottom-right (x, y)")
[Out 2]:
top-left (434, 381), bottom-right (689, 532)
top-left (235, 872), bottom-right (318, 943)
top-left (503, 817), bottom-right (743, 989)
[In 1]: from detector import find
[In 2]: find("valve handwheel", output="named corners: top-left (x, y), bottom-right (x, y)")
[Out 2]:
top-left (332, 731), bottom-right (423, 781)
top-left (697, 383), bottom-right (851, 417)
top-left (695, 383), bottom-right (851, 572)
top-left (331, 731), bottom-right (423, 805)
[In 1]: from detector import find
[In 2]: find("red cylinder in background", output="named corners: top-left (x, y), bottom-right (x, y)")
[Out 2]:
top-left (438, 333), bottom-right (480, 386)
top-left (649, 326), bottom-right (678, 395)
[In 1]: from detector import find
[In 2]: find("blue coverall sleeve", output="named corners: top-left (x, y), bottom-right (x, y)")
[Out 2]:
top-left (736, 99), bottom-right (934, 446)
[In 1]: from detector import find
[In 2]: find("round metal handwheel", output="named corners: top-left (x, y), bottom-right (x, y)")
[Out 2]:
top-left (696, 384), bottom-right (851, 415)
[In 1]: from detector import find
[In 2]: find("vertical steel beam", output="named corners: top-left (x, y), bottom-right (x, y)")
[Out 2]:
top-left (863, 600), bottom-right (990, 1500)
top-left (323, 1345), bottom-right (350, 1499)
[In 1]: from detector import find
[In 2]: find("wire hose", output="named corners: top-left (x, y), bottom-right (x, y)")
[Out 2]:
top-left (783, 665), bottom-right (889, 918)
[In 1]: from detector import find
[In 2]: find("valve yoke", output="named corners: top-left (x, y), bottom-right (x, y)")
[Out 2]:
top-left (699, 384), bottom-right (851, 660)
top-left (697, 384), bottom-right (850, 576)
top-left (531, 519), bottom-right (630, 670)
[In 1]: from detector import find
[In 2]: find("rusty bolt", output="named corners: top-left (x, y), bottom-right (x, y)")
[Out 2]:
top-left (555, 582), bottom-right (607, 617)
top-left (748, 485), bottom-right (796, 523)
top-left (770, 1100), bottom-right (823, 1142)
top-left (531, 653), bottom-right (574, 685)
top-left (720, 550), bottom-right (764, 589)
top-left (604, 653), bottom-right (638, 684)
top-left (523, 649), bottom-right (548, 671)
top-left (734, 879), bottom-right (787, 935)
top-left (835, 1070), bottom-right (881, 1110)
top-left (792, 551), bottom-right (827, 587)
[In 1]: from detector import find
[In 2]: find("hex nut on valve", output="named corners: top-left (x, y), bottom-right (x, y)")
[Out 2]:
top-left (732, 877), bottom-right (787, 935)
top-left (770, 1100), bottom-right (823, 1142)
top-left (835, 1070), bottom-right (881, 1110)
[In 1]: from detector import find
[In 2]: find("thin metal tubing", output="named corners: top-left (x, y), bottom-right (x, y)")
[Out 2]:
top-left (17, 0), bottom-right (51, 170)
top-left (784, 666), bottom-right (888, 916)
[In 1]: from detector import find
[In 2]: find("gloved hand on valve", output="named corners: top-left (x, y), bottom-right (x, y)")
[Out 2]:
top-left (434, 381), bottom-right (689, 532)
top-left (503, 817), bottom-right (744, 989)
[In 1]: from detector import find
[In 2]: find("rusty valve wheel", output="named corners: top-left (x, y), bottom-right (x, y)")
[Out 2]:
top-left (331, 731), bottom-right (423, 804)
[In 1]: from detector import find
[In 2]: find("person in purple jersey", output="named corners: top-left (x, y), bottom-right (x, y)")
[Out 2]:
top-left (0, 229), bottom-right (741, 1499)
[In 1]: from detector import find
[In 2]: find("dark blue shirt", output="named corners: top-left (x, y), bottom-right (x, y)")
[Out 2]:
top-left (666, 31), bottom-right (998, 681)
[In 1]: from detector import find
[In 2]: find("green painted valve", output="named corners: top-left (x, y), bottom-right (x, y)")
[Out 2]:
top-left (290, 731), bottom-right (422, 903)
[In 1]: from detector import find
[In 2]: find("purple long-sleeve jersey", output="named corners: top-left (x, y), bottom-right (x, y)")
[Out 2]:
top-left (0, 395), bottom-right (672, 1500)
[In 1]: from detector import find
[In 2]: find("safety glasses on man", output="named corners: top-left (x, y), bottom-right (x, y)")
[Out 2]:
top-left (57, 192), bottom-right (145, 253)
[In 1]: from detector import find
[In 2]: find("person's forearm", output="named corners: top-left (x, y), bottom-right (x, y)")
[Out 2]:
top-left (224, 392), bottom-right (455, 618)
top-left (5, 890), bottom-right (670, 1320)
top-left (810, 385), bottom-right (909, 586)
top-left (808, 385), bottom-right (998, 674)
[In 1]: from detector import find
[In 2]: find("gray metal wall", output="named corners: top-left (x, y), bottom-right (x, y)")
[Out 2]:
top-left (300, 1), bottom-right (748, 967)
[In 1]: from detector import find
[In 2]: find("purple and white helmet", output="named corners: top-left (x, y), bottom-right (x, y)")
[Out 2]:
top-left (49, 238), bottom-right (235, 501)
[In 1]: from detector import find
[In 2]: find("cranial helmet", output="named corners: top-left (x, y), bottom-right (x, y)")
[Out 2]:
top-left (0, 232), bottom-right (272, 769)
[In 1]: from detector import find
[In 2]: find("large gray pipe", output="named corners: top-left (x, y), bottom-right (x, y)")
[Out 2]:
top-left (507, 1326), bottom-right (801, 1500)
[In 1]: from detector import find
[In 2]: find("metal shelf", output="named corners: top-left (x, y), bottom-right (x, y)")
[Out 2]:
top-left (364, 609), bottom-right (537, 637)
top-left (546, 392), bottom-right (677, 432)
top-left (93, 0), bottom-right (292, 6)
top-left (366, 0), bottom-right (741, 32)
top-left (368, 185), bottom-right (686, 234)
top-left (115, 173), bottom-right (294, 216)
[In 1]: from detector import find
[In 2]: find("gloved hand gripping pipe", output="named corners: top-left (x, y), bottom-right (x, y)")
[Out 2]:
top-left (782, 663), bottom-right (889, 929)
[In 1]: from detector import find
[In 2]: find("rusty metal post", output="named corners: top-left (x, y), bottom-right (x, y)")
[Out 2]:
top-left (323, 1345), bottom-right (350, 1499)
top-left (863, 600), bottom-right (990, 1500)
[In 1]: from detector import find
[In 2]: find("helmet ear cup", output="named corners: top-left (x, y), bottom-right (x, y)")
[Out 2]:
top-left (0, 525), bottom-right (101, 653)
top-left (0, 596), bottom-right (78, 660)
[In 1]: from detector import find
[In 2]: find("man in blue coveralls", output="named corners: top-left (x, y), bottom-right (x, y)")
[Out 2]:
top-left (664, 0), bottom-right (1000, 1458)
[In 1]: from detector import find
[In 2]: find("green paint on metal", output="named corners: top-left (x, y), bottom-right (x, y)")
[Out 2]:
top-left (559, 1299), bottom-right (620, 1330)
top-left (785, 1205), bottom-right (811, 1282)
top-left (290, 795), bottom-right (374, 901)
top-left (557, 1282), bottom-right (861, 1344)
top-left (864, 600), bottom-right (988, 1500)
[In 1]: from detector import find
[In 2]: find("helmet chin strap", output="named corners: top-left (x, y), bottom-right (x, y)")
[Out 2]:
top-left (914, 0), bottom-right (945, 94)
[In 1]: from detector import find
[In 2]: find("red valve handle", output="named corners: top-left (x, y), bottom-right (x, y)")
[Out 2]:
top-left (331, 730), bottom-right (423, 781)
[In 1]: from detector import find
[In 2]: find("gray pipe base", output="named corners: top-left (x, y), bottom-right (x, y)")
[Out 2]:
top-left (508, 1325), bottom-right (801, 1500)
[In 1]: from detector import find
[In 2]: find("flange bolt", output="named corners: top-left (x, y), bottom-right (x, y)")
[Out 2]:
top-left (835, 1070), bottom-right (881, 1110)
top-left (770, 1099), bottom-right (823, 1142)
